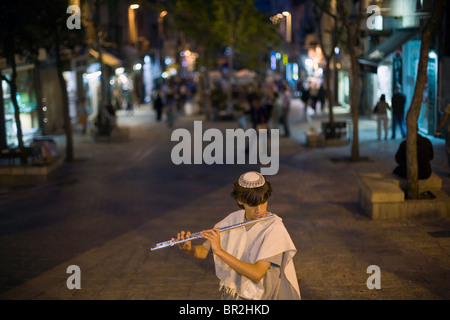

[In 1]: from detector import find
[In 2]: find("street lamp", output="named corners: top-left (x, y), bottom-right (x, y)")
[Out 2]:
top-left (129, 4), bottom-right (140, 44)
top-left (158, 10), bottom-right (168, 69)
top-left (282, 11), bottom-right (291, 43)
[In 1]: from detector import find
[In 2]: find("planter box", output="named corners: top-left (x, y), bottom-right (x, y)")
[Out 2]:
top-left (305, 131), bottom-right (325, 147)
top-left (357, 172), bottom-right (450, 219)
top-left (322, 121), bottom-right (348, 139)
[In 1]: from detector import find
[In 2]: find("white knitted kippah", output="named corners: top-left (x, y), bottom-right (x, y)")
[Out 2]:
top-left (238, 171), bottom-right (265, 188)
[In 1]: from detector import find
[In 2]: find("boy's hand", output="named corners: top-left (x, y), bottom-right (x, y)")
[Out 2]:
top-left (201, 228), bottom-right (222, 254)
top-left (175, 231), bottom-right (191, 252)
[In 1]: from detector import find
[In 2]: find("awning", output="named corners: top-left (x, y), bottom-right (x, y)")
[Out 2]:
top-left (89, 49), bottom-right (122, 68)
top-left (359, 29), bottom-right (417, 73)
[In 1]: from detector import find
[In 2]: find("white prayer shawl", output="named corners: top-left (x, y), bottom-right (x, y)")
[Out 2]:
top-left (212, 210), bottom-right (301, 300)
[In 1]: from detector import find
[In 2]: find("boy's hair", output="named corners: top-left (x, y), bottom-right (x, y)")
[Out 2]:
top-left (231, 179), bottom-right (272, 209)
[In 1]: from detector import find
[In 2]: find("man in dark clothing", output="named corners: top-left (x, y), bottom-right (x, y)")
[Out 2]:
top-left (393, 133), bottom-right (434, 179)
top-left (153, 89), bottom-right (164, 121)
top-left (391, 84), bottom-right (406, 139)
top-left (248, 94), bottom-right (269, 130)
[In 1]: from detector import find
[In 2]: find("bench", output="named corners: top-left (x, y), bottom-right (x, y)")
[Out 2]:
top-left (357, 173), bottom-right (405, 219)
top-left (386, 172), bottom-right (442, 194)
top-left (357, 172), bottom-right (449, 219)
top-left (0, 147), bottom-right (34, 166)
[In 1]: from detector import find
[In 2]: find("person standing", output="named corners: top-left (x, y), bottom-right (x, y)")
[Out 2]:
top-left (391, 84), bottom-right (406, 139)
top-left (280, 83), bottom-right (291, 137)
top-left (248, 92), bottom-right (269, 131)
top-left (435, 103), bottom-right (450, 176)
top-left (165, 85), bottom-right (176, 128)
top-left (153, 88), bottom-right (164, 122)
top-left (373, 94), bottom-right (391, 140)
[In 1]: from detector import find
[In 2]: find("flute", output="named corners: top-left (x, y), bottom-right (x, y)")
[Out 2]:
top-left (150, 214), bottom-right (275, 251)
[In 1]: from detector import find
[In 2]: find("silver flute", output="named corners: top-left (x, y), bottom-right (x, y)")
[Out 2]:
top-left (150, 214), bottom-right (275, 251)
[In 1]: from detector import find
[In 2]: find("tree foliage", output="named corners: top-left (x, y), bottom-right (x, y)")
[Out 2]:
top-left (157, 0), bottom-right (280, 71)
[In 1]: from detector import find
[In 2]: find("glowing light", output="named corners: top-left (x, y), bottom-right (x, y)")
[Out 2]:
top-left (428, 51), bottom-right (437, 59)
top-left (84, 71), bottom-right (102, 79)
top-left (115, 67), bottom-right (125, 75)
top-left (130, 4), bottom-right (139, 10)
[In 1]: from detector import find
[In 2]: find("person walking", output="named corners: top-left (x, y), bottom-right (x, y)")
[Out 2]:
top-left (373, 94), bottom-right (391, 140)
top-left (391, 84), bottom-right (406, 139)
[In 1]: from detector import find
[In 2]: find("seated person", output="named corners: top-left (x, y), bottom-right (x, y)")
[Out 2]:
top-left (393, 133), bottom-right (434, 179)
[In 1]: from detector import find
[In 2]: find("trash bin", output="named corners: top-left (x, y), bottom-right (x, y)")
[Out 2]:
top-left (31, 137), bottom-right (57, 165)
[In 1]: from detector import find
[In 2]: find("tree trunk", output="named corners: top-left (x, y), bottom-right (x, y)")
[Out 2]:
top-left (9, 49), bottom-right (26, 164)
top-left (311, 0), bottom-right (337, 125)
top-left (55, 26), bottom-right (74, 162)
top-left (337, 0), bottom-right (363, 162)
top-left (5, 43), bottom-right (24, 151)
top-left (324, 59), bottom-right (335, 124)
top-left (349, 49), bottom-right (360, 161)
top-left (0, 69), bottom-right (6, 149)
top-left (405, 0), bottom-right (444, 199)
top-left (226, 44), bottom-right (234, 116)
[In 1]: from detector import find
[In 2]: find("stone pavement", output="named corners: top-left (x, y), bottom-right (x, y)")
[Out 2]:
top-left (0, 100), bottom-right (449, 300)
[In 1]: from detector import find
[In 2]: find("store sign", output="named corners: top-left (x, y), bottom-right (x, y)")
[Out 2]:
top-left (393, 49), bottom-right (402, 92)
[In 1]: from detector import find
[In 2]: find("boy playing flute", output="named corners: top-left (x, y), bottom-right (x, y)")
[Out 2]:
top-left (176, 171), bottom-right (301, 300)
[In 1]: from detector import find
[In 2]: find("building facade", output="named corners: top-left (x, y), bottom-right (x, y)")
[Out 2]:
top-left (359, 0), bottom-right (447, 135)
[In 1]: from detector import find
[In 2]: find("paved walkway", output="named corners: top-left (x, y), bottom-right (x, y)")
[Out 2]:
top-left (0, 100), bottom-right (449, 300)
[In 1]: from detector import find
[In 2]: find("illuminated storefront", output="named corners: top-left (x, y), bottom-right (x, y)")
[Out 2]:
top-left (1, 64), bottom-right (39, 147)
top-left (360, 33), bottom-right (440, 135)
top-left (82, 63), bottom-right (102, 124)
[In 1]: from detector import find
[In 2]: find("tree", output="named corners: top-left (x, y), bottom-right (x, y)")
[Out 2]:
top-left (154, 0), bottom-right (223, 120)
top-left (34, 0), bottom-right (86, 162)
top-left (336, 0), bottom-right (364, 161)
top-left (213, 0), bottom-right (279, 115)
top-left (165, 0), bottom-right (221, 69)
top-left (158, 0), bottom-right (279, 115)
top-left (312, 0), bottom-right (341, 125)
top-left (405, 0), bottom-right (445, 199)
top-left (0, 0), bottom-right (83, 163)
top-left (0, 1), bottom-right (33, 158)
